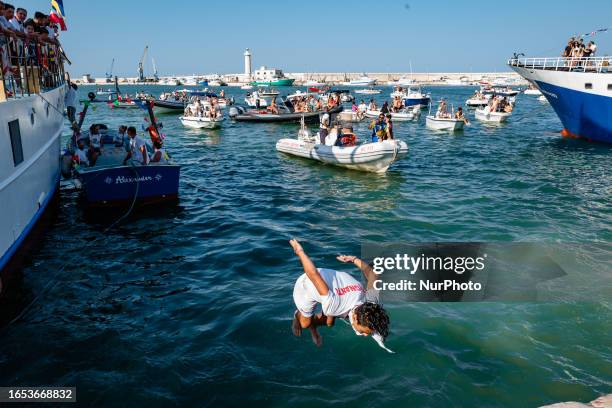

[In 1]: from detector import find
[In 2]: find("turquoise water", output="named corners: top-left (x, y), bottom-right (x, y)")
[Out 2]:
top-left (0, 85), bottom-right (610, 407)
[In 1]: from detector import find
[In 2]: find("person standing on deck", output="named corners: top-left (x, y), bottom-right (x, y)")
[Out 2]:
top-left (289, 239), bottom-right (393, 352)
top-left (65, 82), bottom-right (78, 125)
top-left (319, 108), bottom-right (330, 144)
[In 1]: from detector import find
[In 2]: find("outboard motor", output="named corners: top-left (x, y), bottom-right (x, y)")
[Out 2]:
top-left (228, 106), bottom-right (243, 118)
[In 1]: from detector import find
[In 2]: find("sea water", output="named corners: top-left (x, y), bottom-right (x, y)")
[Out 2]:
top-left (0, 85), bottom-right (610, 407)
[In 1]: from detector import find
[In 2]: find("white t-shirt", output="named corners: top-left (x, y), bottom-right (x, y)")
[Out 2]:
top-left (76, 147), bottom-right (89, 166)
top-left (320, 113), bottom-right (330, 129)
top-left (130, 135), bottom-right (148, 164)
top-left (90, 133), bottom-right (101, 149)
top-left (358, 103), bottom-right (367, 112)
top-left (293, 268), bottom-right (366, 318)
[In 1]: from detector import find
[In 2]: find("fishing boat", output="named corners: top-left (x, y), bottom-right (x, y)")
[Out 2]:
top-left (365, 106), bottom-right (421, 121)
top-left (73, 129), bottom-right (180, 206)
top-left (259, 88), bottom-right (280, 97)
top-left (387, 77), bottom-right (416, 87)
top-left (475, 106), bottom-right (511, 123)
top-left (0, 34), bottom-right (67, 299)
top-left (344, 75), bottom-right (377, 87)
top-left (354, 88), bottom-right (381, 95)
top-left (402, 85), bottom-right (431, 107)
top-left (240, 84), bottom-right (253, 90)
top-left (250, 71), bottom-right (295, 86)
top-left (275, 118), bottom-right (408, 173)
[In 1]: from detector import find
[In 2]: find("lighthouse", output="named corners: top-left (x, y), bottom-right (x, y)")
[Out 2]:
top-left (244, 48), bottom-right (252, 80)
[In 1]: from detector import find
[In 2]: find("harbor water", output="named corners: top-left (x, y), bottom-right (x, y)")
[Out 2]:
top-left (0, 85), bottom-right (610, 407)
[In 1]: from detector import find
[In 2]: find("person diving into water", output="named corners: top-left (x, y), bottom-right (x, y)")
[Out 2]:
top-left (289, 239), bottom-right (393, 353)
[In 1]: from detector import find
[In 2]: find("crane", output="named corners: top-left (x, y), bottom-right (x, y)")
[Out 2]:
top-left (138, 45), bottom-right (148, 81)
top-left (105, 58), bottom-right (114, 82)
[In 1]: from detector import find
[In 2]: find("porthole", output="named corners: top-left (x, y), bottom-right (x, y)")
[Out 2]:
top-left (608, 84), bottom-right (612, 91)
top-left (585, 83), bottom-right (593, 89)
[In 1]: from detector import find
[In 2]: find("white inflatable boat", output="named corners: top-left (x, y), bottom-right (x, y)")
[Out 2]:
top-left (275, 118), bottom-right (408, 173)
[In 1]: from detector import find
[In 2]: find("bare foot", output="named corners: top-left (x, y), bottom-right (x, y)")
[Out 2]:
top-left (309, 328), bottom-right (323, 347)
top-left (292, 311), bottom-right (302, 337)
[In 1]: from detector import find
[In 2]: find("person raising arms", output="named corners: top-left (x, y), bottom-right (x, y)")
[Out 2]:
top-left (289, 239), bottom-right (393, 352)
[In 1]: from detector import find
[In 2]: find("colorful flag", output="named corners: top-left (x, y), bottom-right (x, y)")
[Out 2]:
top-left (50, 0), bottom-right (67, 31)
top-left (49, 11), bottom-right (67, 31)
top-left (51, 0), bottom-right (65, 17)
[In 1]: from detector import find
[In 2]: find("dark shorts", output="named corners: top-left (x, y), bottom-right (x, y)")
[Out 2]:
top-left (319, 128), bottom-right (328, 144)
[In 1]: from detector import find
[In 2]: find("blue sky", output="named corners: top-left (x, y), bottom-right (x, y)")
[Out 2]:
top-left (24, 0), bottom-right (612, 76)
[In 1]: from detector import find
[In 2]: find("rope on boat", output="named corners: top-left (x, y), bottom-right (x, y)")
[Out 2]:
top-left (4, 164), bottom-right (142, 329)
top-left (36, 91), bottom-right (66, 116)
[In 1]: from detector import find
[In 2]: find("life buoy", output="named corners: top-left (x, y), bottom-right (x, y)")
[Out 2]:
top-left (339, 133), bottom-right (356, 146)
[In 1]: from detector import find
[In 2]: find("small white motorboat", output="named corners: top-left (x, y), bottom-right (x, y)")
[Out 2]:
top-left (425, 115), bottom-right (465, 131)
top-left (475, 107), bottom-right (511, 123)
top-left (276, 118), bottom-right (408, 173)
top-left (241, 84), bottom-right (254, 90)
top-left (524, 88), bottom-right (542, 96)
top-left (465, 96), bottom-right (490, 107)
top-left (303, 79), bottom-right (325, 87)
top-left (355, 88), bottom-right (381, 95)
top-left (96, 88), bottom-right (114, 96)
top-left (180, 115), bottom-right (224, 129)
top-left (344, 75), bottom-right (377, 87)
top-left (244, 91), bottom-right (270, 108)
top-left (365, 107), bottom-right (420, 121)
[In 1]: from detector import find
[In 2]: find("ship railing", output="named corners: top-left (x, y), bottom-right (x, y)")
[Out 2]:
top-left (0, 32), bottom-right (66, 102)
top-left (508, 57), bottom-right (612, 73)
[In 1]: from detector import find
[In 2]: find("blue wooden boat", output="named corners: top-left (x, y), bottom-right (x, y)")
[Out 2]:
top-left (73, 127), bottom-right (180, 207)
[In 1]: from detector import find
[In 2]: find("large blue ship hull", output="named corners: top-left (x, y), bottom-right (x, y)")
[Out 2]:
top-left (536, 81), bottom-right (612, 144)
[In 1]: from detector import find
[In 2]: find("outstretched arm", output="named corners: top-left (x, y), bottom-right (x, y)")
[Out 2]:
top-left (337, 255), bottom-right (377, 289)
top-left (290, 239), bottom-right (329, 296)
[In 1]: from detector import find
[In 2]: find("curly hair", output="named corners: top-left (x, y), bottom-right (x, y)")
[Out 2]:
top-left (354, 302), bottom-right (390, 339)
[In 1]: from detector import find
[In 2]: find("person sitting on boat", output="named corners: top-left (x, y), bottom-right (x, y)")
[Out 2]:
top-left (268, 97), bottom-right (279, 114)
top-left (75, 138), bottom-right (89, 167)
top-left (220, 89), bottom-right (225, 98)
top-left (319, 108), bottom-right (331, 144)
top-left (114, 125), bottom-right (128, 147)
top-left (436, 100), bottom-right (450, 118)
top-left (358, 100), bottom-right (367, 113)
top-left (88, 124), bottom-right (103, 166)
top-left (351, 102), bottom-right (358, 112)
top-left (123, 126), bottom-right (149, 166)
top-left (392, 97), bottom-right (403, 113)
top-left (368, 114), bottom-right (386, 142)
top-left (383, 114), bottom-right (393, 141)
top-left (381, 101), bottom-right (390, 114)
top-left (150, 141), bottom-right (169, 164)
top-left (368, 99), bottom-right (377, 111)
top-left (455, 107), bottom-right (470, 124)
top-left (289, 239), bottom-right (392, 351)
top-left (315, 98), bottom-right (323, 111)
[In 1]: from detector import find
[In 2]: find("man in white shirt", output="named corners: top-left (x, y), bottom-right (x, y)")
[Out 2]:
top-left (9, 7), bottom-right (25, 32)
top-left (75, 139), bottom-right (89, 167)
top-left (123, 126), bottom-right (149, 166)
top-left (289, 239), bottom-right (392, 352)
top-left (64, 83), bottom-right (78, 125)
top-left (319, 109), bottom-right (330, 144)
